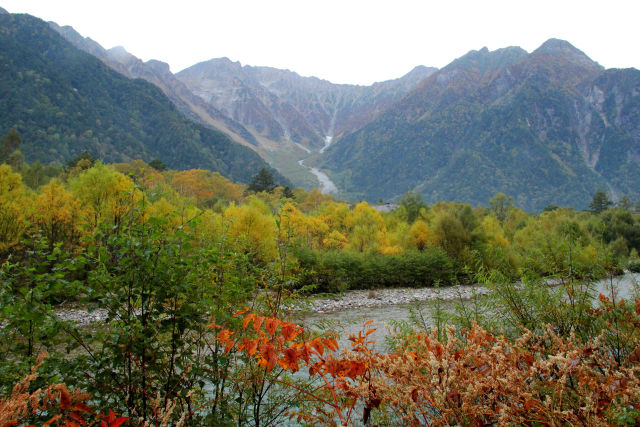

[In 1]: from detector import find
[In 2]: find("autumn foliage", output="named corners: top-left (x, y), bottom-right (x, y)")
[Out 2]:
top-left (0, 354), bottom-right (129, 427)
top-left (215, 308), bottom-right (640, 426)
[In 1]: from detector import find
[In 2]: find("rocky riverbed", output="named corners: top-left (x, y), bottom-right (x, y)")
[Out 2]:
top-left (52, 285), bottom-right (489, 324)
top-left (52, 274), bottom-right (637, 324)
top-left (305, 284), bottom-right (490, 313)
top-left (54, 307), bottom-right (108, 325)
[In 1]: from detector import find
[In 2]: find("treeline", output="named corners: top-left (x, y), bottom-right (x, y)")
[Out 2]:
top-left (2, 153), bottom-right (640, 294)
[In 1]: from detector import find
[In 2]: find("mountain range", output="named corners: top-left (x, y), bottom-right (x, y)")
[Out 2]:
top-left (320, 40), bottom-right (640, 210)
top-left (2, 8), bottom-right (639, 210)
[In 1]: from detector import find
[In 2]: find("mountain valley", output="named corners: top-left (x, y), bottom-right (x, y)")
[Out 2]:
top-left (1, 8), bottom-right (639, 211)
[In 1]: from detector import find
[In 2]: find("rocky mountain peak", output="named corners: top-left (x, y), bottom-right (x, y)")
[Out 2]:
top-left (145, 59), bottom-right (171, 74)
top-left (532, 38), bottom-right (602, 70)
top-left (0, 6), bottom-right (8, 14)
top-left (107, 46), bottom-right (136, 64)
top-left (448, 45), bottom-right (528, 74)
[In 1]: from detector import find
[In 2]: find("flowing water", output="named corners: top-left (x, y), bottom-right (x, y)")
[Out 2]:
top-left (300, 273), bottom-right (640, 353)
top-left (297, 138), bottom-right (339, 194)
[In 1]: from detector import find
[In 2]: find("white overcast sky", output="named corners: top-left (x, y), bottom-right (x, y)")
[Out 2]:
top-left (2, 0), bottom-right (639, 85)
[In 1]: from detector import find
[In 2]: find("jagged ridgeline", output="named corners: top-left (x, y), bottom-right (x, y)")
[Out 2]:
top-left (0, 13), bottom-right (287, 184)
top-left (321, 41), bottom-right (640, 211)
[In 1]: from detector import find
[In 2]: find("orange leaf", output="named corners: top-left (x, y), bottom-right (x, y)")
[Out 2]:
top-left (278, 347), bottom-right (300, 372)
top-left (244, 338), bottom-right (259, 356)
top-left (364, 320), bottom-right (374, 326)
top-left (259, 343), bottom-right (277, 372)
top-left (311, 339), bottom-right (325, 357)
top-left (281, 322), bottom-right (300, 341)
top-left (243, 313), bottom-right (255, 329)
top-left (323, 337), bottom-right (339, 352)
top-left (266, 318), bottom-right (278, 336)
top-left (233, 307), bottom-right (249, 317)
top-left (524, 399), bottom-right (537, 411)
top-left (253, 316), bottom-right (264, 333)
top-left (217, 329), bottom-right (233, 345)
top-left (59, 386), bottom-right (72, 410)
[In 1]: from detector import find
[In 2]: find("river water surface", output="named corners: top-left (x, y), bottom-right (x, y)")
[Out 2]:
top-left (300, 273), bottom-right (640, 352)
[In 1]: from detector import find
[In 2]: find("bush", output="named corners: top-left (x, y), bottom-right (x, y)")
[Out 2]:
top-left (295, 248), bottom-right (457, 293)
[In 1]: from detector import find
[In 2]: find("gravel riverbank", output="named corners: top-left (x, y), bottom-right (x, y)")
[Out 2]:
top-left (53, 285), bottom-right (490, 324)
top-left (305, 284), bottom-right (490, 313)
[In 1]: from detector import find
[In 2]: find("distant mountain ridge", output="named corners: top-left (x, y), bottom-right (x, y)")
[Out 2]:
top-left (48, 22), bottom-right (260, 150)
top-left (5, 8), bottom-right (638, 209)
top-left (320, 39), bottom-right (640, 211)
top-left (0, 13), bottom-right (285, 184)
top-left (176, 59), bottom-right (436, 149)
top-left (48, 21), bottom-right (434, 189)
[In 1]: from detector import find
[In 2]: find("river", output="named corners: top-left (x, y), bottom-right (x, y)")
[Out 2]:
top-left (297, 135), bottom-right (339, 194)
top-left (300, 273), bottom-right (640, 352)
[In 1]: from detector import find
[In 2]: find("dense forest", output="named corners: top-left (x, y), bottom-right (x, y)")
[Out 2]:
top-left (2, 135), bottom-right (640, 425)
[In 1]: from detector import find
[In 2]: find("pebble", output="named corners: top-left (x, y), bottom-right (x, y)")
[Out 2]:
top-left (302, 284), bottom-right (490, 313)
top-left (53, 278), bottom-right (566, 322)
top-left (54, 308), bottom-right (108, 325)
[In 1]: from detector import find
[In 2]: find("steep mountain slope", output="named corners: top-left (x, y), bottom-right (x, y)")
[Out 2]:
top-left (177, 58), bottom-right (325, 149)
top-left (48, 22), bottom-right (260, 150)
top-left (243, 65), bottom-right (437, 140)
top-left (0, 13), bottom-right (284, 184)
top-left (321, 40), bottom-right (640, 211)
top-left (176, 60), bottom-right (436, 150)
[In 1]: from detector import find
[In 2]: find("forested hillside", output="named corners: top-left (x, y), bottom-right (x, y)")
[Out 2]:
top-left (0, 13), bottom-right (285, 184)
top-left (322, 40), bottom-right (640, 211)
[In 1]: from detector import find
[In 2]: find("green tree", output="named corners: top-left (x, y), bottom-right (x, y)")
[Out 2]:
top-left (247, 168), bottom-right (277, 193)
top-left (148, 158), bottom-right (167, 171)
top-left (617, 195), bottom-right (632, 211)
top-left (489, 193), bottom-right (514, 223)
top-left (588, 189), bottom-right (613, 214)
top-left (399, 191), bottom-right (427, 223)
top-left (0, 128), bottom-right (21, 160)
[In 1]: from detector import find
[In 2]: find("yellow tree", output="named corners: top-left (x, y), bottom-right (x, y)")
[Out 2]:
top-left (0, 164), bottom-right (26, 251)
top-left (30, 179), bottom-right (79, 249)
top-left (223, 198), bottom-right (276, 263)
top-left (170, 169), bottom-right (215, 202)
top-left (345, 201), bottom-right (388, 253)
top-left (409, 219), bottom-right (436, 251)
top-left (70, 163), bottom-right (138, 229)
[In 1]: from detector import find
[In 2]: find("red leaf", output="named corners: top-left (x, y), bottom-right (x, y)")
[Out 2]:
top-left (72, 402), bottom-right (93, 414)
top-left (110, 417), bottom-right (130, 427)
top-left (69, 412), bottom-right (87, 426)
